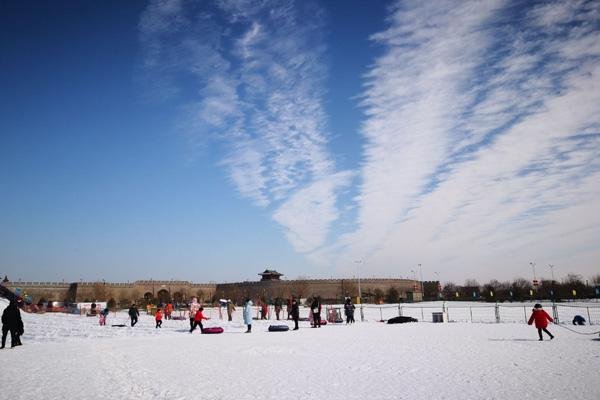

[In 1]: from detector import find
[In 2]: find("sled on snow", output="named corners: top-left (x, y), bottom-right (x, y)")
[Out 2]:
top-left (201, 327), bottom-right (224, 334)
top-left (268, 325), bottom-right (290, 332)
top-left (387, 316), bottom-right (418, 324)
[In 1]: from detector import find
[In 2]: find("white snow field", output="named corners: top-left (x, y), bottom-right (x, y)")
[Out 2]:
top-left (1, 299), bottom-right (599, 400)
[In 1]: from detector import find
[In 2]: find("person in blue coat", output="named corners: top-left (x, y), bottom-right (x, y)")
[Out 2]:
top-left (572, 315), bottom-right (586, 325)
top-left (243, 298), bottom-right (253, 333)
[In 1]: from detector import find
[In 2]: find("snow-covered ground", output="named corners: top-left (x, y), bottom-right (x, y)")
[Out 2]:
top-left (1, 298), bottom-right (599, 400)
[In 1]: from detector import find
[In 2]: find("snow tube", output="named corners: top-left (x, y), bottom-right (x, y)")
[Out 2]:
top-left (268, 325), bottom-right (290, 332)
top-left (387, 316), bottom-right (418, 324)
top-left (201, 327), bottom-right (224, 334)
top-left (298, 317), bottom-right (310, 321)
top-left (111, 324), bottom-right (126, 327)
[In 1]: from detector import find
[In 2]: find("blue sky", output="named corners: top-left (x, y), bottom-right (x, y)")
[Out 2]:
top-left (1, 0), bottom-right (599, 285)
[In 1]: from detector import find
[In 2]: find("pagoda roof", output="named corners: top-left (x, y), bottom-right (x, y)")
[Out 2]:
top-left (258, 269), bottom-right (283, 276)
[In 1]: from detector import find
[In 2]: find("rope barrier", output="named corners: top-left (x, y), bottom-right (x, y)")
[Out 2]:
top-left (553, 323), bottom-right (600, 335)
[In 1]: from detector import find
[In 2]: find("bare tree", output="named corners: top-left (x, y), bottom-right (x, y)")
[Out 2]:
top-left (563, 273), bottom-right (583, 285)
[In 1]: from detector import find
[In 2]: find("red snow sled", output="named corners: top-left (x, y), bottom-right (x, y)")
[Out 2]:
top-left (311, 320), bottom-right (327, 326)
top-left (268, 325), bottom-right (289, 332)
top-left (201, 327), bottom-right (224, 334)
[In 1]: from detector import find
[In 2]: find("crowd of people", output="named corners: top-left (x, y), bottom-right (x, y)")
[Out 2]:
top-left (5, 298), bottom-right (587, 348)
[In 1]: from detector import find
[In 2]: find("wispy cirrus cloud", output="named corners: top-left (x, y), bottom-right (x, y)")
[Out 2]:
top-left (139, 0), bottom-right (351, 254)
top-left (337, 0), bottom-right (600, 280)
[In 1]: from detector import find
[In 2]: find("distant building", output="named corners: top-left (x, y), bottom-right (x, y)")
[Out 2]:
top-left (259, 269), bottom-right (283, 281)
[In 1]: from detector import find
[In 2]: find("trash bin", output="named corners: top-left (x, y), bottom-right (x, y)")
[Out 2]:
top-left (432, 312), bottom-right (444, 323)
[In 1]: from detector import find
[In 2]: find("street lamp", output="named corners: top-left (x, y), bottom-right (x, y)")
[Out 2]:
top-left (418, 263), bottom-right (424, 299)
top-left (548, 264), bottom-right (556, 301)
top-left (529, 262), bottom-right (538, 300)
top-left (354, 260), bottom-right (364, 322)
top-left (548, 264), bottom-right (555, 283)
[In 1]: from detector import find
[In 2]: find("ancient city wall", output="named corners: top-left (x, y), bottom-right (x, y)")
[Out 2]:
top-left (2, 277), bottom-right (421, 305)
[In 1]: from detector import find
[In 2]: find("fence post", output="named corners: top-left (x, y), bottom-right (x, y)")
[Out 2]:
top-left (421, 307), bottom-right (424, 322)
top-left (469, 307), bottom-right (473, 323)
top-left (379, 307), bottom-right (383, 322)
top-left (523, 306), bottom-right (527, 323)
top-left (495, 302), bottom-right (500, 323)
top-left (552, 303), bottom-right (559, 324)
top-left (587, 307), bottom-right (591, 325)
top-left (399, 305), bottom-right (403, 316)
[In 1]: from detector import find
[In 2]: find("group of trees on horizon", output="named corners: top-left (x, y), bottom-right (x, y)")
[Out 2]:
top-left (425, 273), bottom-right (600, 302)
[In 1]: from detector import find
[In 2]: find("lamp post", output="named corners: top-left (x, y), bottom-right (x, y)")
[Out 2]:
top-left (530, 262), bottom-right (538, 300)
top-left (529, 262), bottom-right (537, 282)
top-left (548, 264), bottom-right (556, 301)
top-left (354, 260), bottom-right (364, 322)
top-left (418, 263), bottom-right (424, 300)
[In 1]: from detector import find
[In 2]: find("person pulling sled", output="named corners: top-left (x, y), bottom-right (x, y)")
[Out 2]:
top-left (528, 304), bottom-right (554, 341)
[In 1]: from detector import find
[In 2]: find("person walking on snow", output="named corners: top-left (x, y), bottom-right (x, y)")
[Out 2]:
top-left (290, 298), bottom-right (300, 330)
top-left (188, 297), bottom-right (200, 330)
top-left (1, 300), bottom-right (23, 349)
top-left (99, 307), bottom-right (109, 326)
top-left (260, 300), bottom-right (268, 320)
top-left (243, 298), bottom-right (253, 333)
top-left (226, 300), bottom-right (235, 322)
top-left (311, 297), bottom-right (322, 328)
top-left (344, 298), bottom-right (356, 324)
top-left (528, 303), bottom-right (554, 341)
top-left (128, 303), bottom-right (139, 327)
top-left (190, 307), bottom-right (209, 333)
top-left (274, 297), bottom-right (283, 320)
top-left (165, 302), bottom-right (173, 320)
top-left (155, 308), bottom-right (163, 328)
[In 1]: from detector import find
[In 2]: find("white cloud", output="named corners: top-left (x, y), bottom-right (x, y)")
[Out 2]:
top-left (139, 0), bottom-right (350, 254)
top-left (273, 172), bottom-right (354, 253)
top-left (335, 0), bottom-right (600, 281)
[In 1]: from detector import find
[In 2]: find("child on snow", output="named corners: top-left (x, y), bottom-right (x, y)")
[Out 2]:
top-left (98, 307), bottom-right (109, 326)
top-left (527, 303), bottom-right (554, 341)
top-left (155, 308), bottom-right (163, 329)
top-left (190, 307), bottom-right (209, 333)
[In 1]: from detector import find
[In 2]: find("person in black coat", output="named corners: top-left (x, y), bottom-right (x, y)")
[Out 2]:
top-left (1, 301), bottom-right (23, 349)
top-left (311, 298), bottom-right (321, 328)
top-left (128, 304), bottom-right (139, 327)
top-left (290, 298), bottom-right (300, 330)
top-left (344, 298), bottom-right (356, 324)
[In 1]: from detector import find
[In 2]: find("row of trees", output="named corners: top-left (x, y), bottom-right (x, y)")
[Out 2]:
top-left (430, 273), bottom-right (600, 302)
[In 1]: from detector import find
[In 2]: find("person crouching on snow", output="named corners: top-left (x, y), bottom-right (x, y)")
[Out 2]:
top-left (527, 303), bottom-right (554, 341)
top-left (190, 307), bottom-right (209, 333)
top-left (155, 308), bottom-right (163, 329)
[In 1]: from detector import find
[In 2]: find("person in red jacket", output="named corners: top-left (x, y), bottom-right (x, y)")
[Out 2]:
top-left (528, 303), bottom-right (554, 341)
top-left (190, 307), bottom-right (209, 333)
top-left (155, 308), bottom-right (163, 329)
